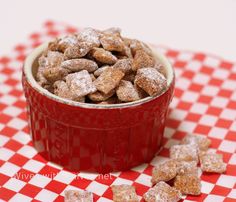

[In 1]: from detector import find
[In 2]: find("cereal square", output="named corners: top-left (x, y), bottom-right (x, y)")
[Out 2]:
top-left (135, 67), bottom-right (167, 96)
top-left (100, 34), bottom-right (125, 52)
top-left (151, 160), bottom-right (178, 185)
top-left (181, 134), bottom-right (211, 151)
top-left (132, 50), bottom-right (155, 71)
top-left (143, 181), bottom-right (181, 202)
top-left (88, 90), bottom-right (115, 102)
top-left (64, 190), bottom-right (93, 202)
top-left (170, 144), bottom-right (198, 162)
top-left (94, 66), bottom-right (111, 77)
top-left (111, 184), bottom-right (139, 202)
top-left (130, 39), bottom-right (153, 56)
top-left (43, 67), bottom-right (68, 83)
top-left (64, 42), bottom-right (92, 59)
top-left (199, 152), bottom-right (226, 173)
top-left (91, 48), bottom-right (117, 65)
top-left (94, 68), bottom-right (124, 94)
top-left (61, 59), bottom-right (98, 73)
top-left (39, 51), bottom-right (64, 68)
top-left (57, 34), bottom-right (78, 52)
top-left (116, 80), bottom-right (140, 102)
top-left (65, 70), bottom-right (96, 97)
top-left (174, 174), bottom-right (201, 195)
top-left (98, 96), bottom-right (120, 105)
top-left (177, 161), bottom-right (198, 176)
top-left (113, 59), bottom-right (133, 74)
top-left (78, 27), bottom-right (100, 47)
top-left (123, 72), bottom-right (136, 82)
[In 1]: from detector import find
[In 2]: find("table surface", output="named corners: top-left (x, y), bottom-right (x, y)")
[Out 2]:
top-left (1, 0), bottom-right (236, 62)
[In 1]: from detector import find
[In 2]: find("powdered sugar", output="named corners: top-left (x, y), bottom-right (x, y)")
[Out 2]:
top-left (78, 28), bottom-right (100, 47)
top-left (66, 70), bottom-right (96, 97)
top-left (174, 174), bottom-right (201, 195)
top-left (64, 190), bottom-right (93, 202)
top-left (112, 185), bottom-right (139, 202)
top-left (143, 181), bottom-right (182, 202)
top-left (199, 152), bottom-right (226, 173)
top-left (170, 144), bottom-right (199, 162)
top-left (116, 80), bottom-right (140, 102)
top-left (177, 161), bottom-right (198, 176)
top-left (135, 67), bottom-right (167, 96)
top-left (151, 160), bottom-right (178, 185)
top-left (61, 59), bottom-right (98, 73)
top-left (93, 65), bottom-right (111, 77)
top-left (59, 35), bottom-right (78, 47)
top-left (181, 134), bottom-right (211, 151)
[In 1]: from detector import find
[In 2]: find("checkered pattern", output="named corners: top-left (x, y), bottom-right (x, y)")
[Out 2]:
top-left (0, 21), bottom-right (235, 202)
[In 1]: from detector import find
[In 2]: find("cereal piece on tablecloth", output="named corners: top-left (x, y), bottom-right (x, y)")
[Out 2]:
top-left (94, 66), bottom-right (111, 77)
top-left (77, 27), bottom-right (100, 47)
top-left (199, 152), bottom-right (226, 173)
top-left (61, 59), bottom-right (98, 73)
top-left (66, 70), bottom-right (96, 97)
top-left (174, 174), bottom-right (201, 195)
top-left (170, 144), bottom-right (198, 162)
top-left (64, 190), bottom-right (93, 202)
top-left (132, 50), bottom-right (155, 71)
top-left (177, 161), bottom-right (198, 176)
top-left (111, 184), bottom-right (139, 202)
top-left (151, 159), bottom-right (178, 185)
top-left (90, 48), bottom-right (118, 65)
top-left (43, 67), bottom-right (68, 83)
top-left (64, 42), bottom-right (92, 59)
top-left (100, 34), bottom-right (125, 52)
top-left (116, 80), bottom-right (140, 102)
top-left (94, 68), bottom-right (124, 94)
top-left (181, 134), bottom-right (211, 151)
top-left (88, 90), bottom-right (115, 102)
top-left (135, 67), bottom-right (167, 96)
top-left (113, 58), bottom-right (133, 74)
top-left (143, 181), bottom-right (181, 202)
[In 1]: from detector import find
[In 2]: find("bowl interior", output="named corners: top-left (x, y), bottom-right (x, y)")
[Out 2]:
top-left (24, 42), bottom-right (174, 109)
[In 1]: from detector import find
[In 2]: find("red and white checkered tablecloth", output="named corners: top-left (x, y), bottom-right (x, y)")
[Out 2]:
top-left (0, 21), bottom-right (235, 202)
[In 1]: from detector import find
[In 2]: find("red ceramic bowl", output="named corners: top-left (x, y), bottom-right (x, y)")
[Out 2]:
top-left (22, 43), bottom-right (175, 173)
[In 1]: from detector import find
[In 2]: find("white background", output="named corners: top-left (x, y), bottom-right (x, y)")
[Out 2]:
top-left (1, 0), bottom-right (236, 61)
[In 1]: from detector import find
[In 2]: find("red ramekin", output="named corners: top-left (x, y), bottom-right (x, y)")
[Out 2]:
top-left (22, 43), bottom-right (175, 173)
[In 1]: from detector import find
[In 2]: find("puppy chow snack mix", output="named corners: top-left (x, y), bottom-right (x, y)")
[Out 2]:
top-left (37, 27), bottom-right (167, 104)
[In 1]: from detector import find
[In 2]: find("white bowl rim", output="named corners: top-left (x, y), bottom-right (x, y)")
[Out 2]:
top-left (23, 42), bottom-right (174, 109)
